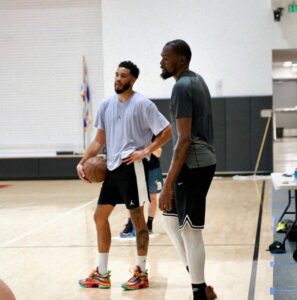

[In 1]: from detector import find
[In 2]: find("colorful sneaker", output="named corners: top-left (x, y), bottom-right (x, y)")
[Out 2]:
top-left (120, 220), bottom-right (133, 238)
top-left (205, 285), bottom-right (217, 300)
top-left (79, 268), bottom-right (111, 289)
top-left (121, 265), bottom-right (149, 290)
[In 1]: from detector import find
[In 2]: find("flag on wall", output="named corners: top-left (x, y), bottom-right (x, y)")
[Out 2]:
top-left (81, 56), bottom-right (92, 131)
top-left (81, 82), bottom-right (92, 130)
top-left (81, 56), bottom-right (92, 151)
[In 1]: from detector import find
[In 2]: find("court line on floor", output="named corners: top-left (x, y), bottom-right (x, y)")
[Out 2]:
top-left (247, 180), bottom-right (266, 300)
top-left (270, 261), bottom-right (297, 267)
top-left (0, 198), bottom-right (96, 248)
top-left (270, 288), bottom-right (297, 294)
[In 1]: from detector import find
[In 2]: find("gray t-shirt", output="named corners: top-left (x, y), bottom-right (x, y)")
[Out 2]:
top-left (95, 92), bottom-right (169, 170)
top-left (170, 71), bottom-right (216, 168)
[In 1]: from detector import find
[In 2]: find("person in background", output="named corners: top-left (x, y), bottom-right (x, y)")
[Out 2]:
top-left (120, 145), bottom-right (163, 237)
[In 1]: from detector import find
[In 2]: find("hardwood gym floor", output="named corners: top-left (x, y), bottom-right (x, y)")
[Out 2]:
top-left (0, 177), bottom-right (272, 300)
top-left (1, 137), bottom-right (296, 299)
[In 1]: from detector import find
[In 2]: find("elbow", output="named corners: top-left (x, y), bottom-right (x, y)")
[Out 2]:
top-left (179, 135), bottom-right (191, 149)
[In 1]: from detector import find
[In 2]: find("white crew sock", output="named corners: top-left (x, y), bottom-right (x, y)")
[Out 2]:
top-left (161, 214), bottom-right (188, 267)
top-left (137, 256), bottom-right (147, 271)
top-left (181, 224), bottom-right (205, 284)
top-left (98, 252), bottom-right (109, 275)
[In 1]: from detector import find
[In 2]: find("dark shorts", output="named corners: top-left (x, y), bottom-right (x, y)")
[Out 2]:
top-left (148, 167), bottom-right (163, 194)
top-left (163, 164), bottom-right (216, 229)
top-left (98, 160), bottom-right (149, 209)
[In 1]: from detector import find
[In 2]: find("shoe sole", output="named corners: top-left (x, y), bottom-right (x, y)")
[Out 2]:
top-left (79, 281), bottom-right (111, 289)
top-left (121, 282), bottom-right (149, 291)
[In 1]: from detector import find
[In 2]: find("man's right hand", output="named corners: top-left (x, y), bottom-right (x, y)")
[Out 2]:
top-left (76, 163), bottom-right (91, 183)
top-left (159, 182), bottom-right (173, 212)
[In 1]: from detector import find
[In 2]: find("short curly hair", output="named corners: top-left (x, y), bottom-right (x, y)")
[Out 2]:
top-left (118, 61), bottom-right (140, 79)
top-left (165, 39), bottom-right (192, 64)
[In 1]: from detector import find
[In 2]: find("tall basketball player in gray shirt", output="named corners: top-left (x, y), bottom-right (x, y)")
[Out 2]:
top-left (159, 40), bottom-right (217, 300)
top-left (77, 61), bottom-right (171, 290)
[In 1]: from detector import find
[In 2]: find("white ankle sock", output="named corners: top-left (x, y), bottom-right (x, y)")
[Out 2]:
top-left (161, 214), bottom-right (188, 267)
top-left (98, 252), bottom-right (109, 275)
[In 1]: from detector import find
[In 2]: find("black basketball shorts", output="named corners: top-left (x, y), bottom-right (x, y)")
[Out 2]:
top-left (98, 160), bottom-right (149, 209)
top-left (163, 164), bottom-right (216, 229)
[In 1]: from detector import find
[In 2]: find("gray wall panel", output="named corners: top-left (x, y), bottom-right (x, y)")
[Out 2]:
top-left (212, 98), bottom-right (226, 171)
top-left (0, 97), bottom-right (272, 179)
top-left (39, 157), bottom-right (81, 179)
top-left (250, 96), bottom-right (273, 172)
top-left (226, 97), bottom-right (251, 171)
top-left (0, 159), bottom-right (38, 179)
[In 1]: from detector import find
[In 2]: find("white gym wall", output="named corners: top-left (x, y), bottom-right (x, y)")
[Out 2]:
top-left (0, 0), bottom-right (103, 155)
top-left (1, 0), bottom-right (297, 155)
top-left (101, 0), bottom-right (275, 98)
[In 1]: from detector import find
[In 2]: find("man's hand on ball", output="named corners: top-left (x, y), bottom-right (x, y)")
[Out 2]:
top-left (76, 163), bottom-right (91, 183)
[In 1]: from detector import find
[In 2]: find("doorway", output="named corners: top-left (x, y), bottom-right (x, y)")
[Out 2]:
top-left (272, 49), bottom-right (297, 172)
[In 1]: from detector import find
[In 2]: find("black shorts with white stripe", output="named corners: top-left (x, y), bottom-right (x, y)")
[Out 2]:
top-left (98, 160), bottom-right (149, 209)
top-left (163, 164), bottom-right (216, 229)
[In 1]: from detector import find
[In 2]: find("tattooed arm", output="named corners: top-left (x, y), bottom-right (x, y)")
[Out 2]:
top-left (159, 117), bottom-right (192, 211)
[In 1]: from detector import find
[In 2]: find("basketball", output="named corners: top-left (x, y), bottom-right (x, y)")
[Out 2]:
top-left (83, 156), bottom-right (107, 183)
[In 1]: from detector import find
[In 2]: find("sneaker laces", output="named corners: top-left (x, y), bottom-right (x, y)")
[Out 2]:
top-left (127, 266), bottom-right (144, 282)
top-left (86, 269), bottom-right (98, 280)
top-left (87, 269), bottom-right (110, 279)
top-left (127, 266), bottom-right (148, 282)
top-left (129, 268), bottom-right (139, 280)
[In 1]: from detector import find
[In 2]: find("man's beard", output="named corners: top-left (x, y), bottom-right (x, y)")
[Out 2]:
top-left (115, 82), bottom-right (131, 94)
top-left (160, 69), bottom-right (173, 80)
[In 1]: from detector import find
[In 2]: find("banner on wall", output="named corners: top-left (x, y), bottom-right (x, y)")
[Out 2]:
top-left (81, 55), bottom-right (92, 151)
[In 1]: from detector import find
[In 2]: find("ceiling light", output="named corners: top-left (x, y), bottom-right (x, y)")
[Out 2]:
top-left (283, 61), bottom-right (292, 67)
top-left (292, 62), bottom-right (297, 73)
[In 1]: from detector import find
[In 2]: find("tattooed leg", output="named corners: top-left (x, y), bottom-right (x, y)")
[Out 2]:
top-left (130, 206), bottom-right (149, 256)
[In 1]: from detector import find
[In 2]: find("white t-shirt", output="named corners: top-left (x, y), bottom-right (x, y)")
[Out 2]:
top-left (95, 92), bottom-right (169, 171)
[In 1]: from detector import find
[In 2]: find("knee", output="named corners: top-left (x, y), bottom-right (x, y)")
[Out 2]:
top-left (181, 225), bottom-right (203, 242)
top-left (93, 210), bottom-right (106, 228)
top-left (130, 207), bottom-right (145, 225)
top-left (149, 194), bottom-right (157, 204)
top-left (93, 211), bottom-right (99, 226)
top-left (161, 214), bottom-right (179, 229)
